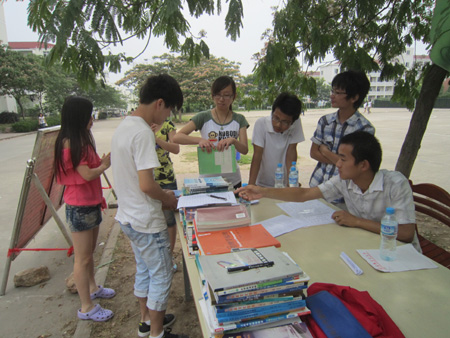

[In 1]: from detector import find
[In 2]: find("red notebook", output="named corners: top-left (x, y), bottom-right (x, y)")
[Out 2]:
top-left (196, 224), bottom-right (281, 255)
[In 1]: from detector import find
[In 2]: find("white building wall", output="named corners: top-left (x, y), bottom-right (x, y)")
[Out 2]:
top-left (317, 47), bottom-right (429, 101)
top-left (0, 3), bottom-right (18, 113)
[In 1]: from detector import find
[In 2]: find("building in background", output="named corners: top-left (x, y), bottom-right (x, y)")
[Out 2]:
top-left (318, 47), bottom-right (431, 102)
top-left (0, 3), bottom-right (16, 113)
top-left (8, 41), bottom-right (54, 56)
top-left (1, 0), bottom-right (56, 113)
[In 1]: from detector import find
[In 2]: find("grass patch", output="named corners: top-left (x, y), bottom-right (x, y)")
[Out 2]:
top-left (182, 147), bottom-right (199, 162)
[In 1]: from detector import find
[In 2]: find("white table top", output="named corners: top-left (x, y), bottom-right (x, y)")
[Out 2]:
top-left (177, 198), bottom-right (450, 338)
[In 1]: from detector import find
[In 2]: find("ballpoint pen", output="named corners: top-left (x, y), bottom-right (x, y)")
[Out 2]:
top-left (208, 194), bottom-right (227, 200)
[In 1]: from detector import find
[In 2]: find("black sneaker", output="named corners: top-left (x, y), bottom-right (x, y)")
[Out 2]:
top-left (138, 314), bottom-right (177, 337)
top-left (162, 328), bottom-right (189, 338)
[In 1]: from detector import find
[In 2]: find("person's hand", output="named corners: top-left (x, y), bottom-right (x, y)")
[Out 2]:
top-left (198, 139), bottom-right (215, 153)
top-left (332, 210), bottom-right (358, 227)
top-left (150, 123), bottom-right (162, 133)
top-left (101, 152), bottom-right (111, 170)
top-left (216, 137), bottom-right (235, 151)
top-left (162, 190), bottom-right (178, 210)
top-left (235, 184), bottom-right (264, 201)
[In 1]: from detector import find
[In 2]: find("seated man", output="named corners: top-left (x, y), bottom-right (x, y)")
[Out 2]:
top-left (249, 92), bottom-right (305, 187)
top-left (237, 131), bottom-right (419, 250)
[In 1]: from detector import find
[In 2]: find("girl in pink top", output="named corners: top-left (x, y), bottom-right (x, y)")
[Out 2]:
top-left (54, 96), bottom-right (115, 322)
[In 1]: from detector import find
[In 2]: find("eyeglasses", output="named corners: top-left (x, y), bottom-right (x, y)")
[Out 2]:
top-left (272, 115), bottom-right (292, 127)
top-left (330, 90), bottom-right (347, 96)
top-left (213, 94), bottom-right (234, 100)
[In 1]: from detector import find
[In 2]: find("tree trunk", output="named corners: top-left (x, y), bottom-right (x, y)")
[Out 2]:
top-left (15, 97), bottom-right (25, 120)
top-left (395, 64), bottom-right (449, 177)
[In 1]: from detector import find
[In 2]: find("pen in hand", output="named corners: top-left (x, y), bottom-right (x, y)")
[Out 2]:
top-left (208, 194), bottom-right (227, 200)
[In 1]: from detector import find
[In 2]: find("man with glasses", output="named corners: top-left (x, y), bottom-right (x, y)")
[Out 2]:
top-left (309, 70), bottom-right (375, 204)
top-left (249, 92), bottom-right (305, 187)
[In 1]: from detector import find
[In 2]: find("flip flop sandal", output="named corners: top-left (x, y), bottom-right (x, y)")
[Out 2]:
top-left (90, 285), bottom-right (116, 300)
top-left (77, 304), bottom-right (114, 322)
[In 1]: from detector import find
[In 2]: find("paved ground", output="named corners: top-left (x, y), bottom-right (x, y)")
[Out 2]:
top-left (0, 107), bottom-right (449, 337)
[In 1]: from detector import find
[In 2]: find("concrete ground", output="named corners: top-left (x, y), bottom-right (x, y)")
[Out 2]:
top-left (0, 107), bottom-right (449, 337)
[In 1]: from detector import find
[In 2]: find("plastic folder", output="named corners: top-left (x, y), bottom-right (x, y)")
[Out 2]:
top-left (306, 291), bottom-right (371, 338)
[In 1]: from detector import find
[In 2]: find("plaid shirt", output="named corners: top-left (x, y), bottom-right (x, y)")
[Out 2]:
top-left (309, 110), bottom-right (375, 187)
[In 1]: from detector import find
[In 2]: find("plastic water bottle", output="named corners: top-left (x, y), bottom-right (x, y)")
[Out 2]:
top-left (239, 183), bottom-right (252, 219)
top-left (274, 163), bottom-right (285, 188)
top-left (380, 207), bottom-right (398, 261)
top-left (289, 162), bottom-right (299, 187)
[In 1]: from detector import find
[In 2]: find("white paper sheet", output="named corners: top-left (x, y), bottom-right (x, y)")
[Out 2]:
top-left (259, 215), bottom-right (307, 237)
top-left (357, 244), bottom-right (438, 272)
top-left (276, 200), bottom-right (335, 227)
top-left (214, 147), bottom-right (234, 173)
top-left (177, 191), bottom-right (237, 209)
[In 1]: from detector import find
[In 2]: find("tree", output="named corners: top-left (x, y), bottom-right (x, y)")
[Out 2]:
top-left (314, 79), bottom-right (331, 104)
top-left (254, 0), bottom-right (448, 178)
top-left (0, 45), bottom-right (127, 116)
top-left (27, 0), bottom-right (245, 88)
top-left (0, 46), bottom-right (46, 119)
top-left (78, 82), bottom-right (128, 110)
top-left (117, 53), bottom-right (241, 115)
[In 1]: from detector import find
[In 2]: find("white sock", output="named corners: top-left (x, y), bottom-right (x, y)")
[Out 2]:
top-left (145, 320), bottom-right (151, 325)
top-left (149, 331), bottom-right (164, 338)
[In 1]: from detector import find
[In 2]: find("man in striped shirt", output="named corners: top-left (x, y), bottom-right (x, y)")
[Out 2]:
top-left (309, 70), bottom-right (375, 197)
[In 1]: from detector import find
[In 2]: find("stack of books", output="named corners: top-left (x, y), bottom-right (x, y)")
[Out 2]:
top-left (179, 206), bottom-right (199, 255)
top-left (195, 205), bottom-right (251, 232)
top-left (183, 176), bottom-right (232, 196)
top-left (195, 246), bottom-right (311, 335)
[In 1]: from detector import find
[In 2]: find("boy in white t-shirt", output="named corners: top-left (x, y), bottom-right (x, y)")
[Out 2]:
top-left (249, 93), bottom-right (305, 187)
top-left (111, 75), bottom-right (187, 338)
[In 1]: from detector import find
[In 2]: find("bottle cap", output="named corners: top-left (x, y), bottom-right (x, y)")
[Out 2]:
top-left (386, 207), bottom-right (395, 214)
top-left (277, 163), bottom-right (282, 168)
top-left (242, 183), bottom-right (248, 187)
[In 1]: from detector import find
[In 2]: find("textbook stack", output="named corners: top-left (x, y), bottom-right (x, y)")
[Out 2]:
top-left (183, 176), bottom-right (232, 196)
top-left (195, 246), bottom-right (311, 335)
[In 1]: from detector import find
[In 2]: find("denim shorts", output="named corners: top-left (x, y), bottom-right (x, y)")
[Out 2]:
top-left (161, 181), bottom-right (177, 227)
top-left (65, 204), bottom-right (102, 232)
top-left (119, 222), bottom-right (173, 311)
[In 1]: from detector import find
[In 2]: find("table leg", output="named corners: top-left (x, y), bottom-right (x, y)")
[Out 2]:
top-left (182, 252), bottom-right (193, 302)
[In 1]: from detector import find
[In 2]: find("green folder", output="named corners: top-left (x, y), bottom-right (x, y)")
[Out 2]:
top-left (430, 0), bottom-right (450, 72)
top-left (197, 145), bottom-right (237, 175)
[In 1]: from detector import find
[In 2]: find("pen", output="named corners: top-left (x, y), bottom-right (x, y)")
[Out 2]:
top-left (209, 194), bottom-right (227, 200)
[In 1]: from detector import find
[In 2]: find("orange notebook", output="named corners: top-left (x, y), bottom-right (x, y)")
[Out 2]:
top-left (196, 224), bottom-right (281, 255)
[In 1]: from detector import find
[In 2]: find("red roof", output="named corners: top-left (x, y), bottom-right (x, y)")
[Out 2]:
top-left (414, 55), bottom-right (430, 60)
top-left (8, 42), bottom-right (55, 50)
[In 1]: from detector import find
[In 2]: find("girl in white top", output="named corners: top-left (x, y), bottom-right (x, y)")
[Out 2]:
top-left (173, 76), bottom-right (249, 188)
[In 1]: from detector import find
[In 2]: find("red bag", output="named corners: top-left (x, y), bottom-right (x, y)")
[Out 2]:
top-left (302, 283), bottom-right (405, 338)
